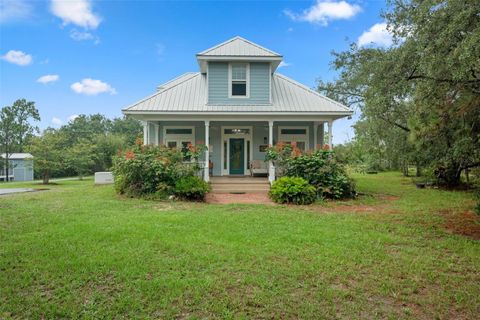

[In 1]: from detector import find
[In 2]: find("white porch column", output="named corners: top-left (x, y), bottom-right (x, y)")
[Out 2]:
top-left (142, 121), bottom-right (148, 145)
top-left (328, 120), bottom-right (333, 148)
top-left (204, 120), bottom-right (210, 182)
top-left (154, 123), bottom-right (159, 145)
top-left (268, 120), bottom-right (275, 184)
top-left (313, 121), bottom-right (318, 150)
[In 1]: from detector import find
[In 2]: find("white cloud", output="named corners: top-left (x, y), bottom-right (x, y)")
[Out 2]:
top-left (1, 50), bottom-right (32, 66)
top-left (37, 74), bottom-right (59, 84)
top-left (68, 114), bottom-right (79, 122)
top-left (285, 0), bottom-right (361, 26)
top-left (71, 78), bottom-right (117, 96)
top-left (51, 117), bottom-right (63, 126)
top-left (50, 0), bottom-right (101, 29)
top-left (358, 22), bottom-right (393, 47)
top-left (69, 29), bottom-right (100, 44)
top-left (278, 61), bottom-right (291, 68)
top-left (0, 0), bottom-right (32, 23)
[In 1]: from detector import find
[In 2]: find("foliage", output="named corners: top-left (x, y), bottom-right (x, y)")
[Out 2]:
top-left (269, 176), bottom-right (317, 205)
top-left (65, 140), bottom-right (97, 180)
top-left (267, 144), bottom-right (356, 199)
top-left (318, 0), bottom-right (480, 186)
top-left (283, 149), bottom-right (356, 199)
top-left (174, 176), bottom-right (211, 201)
top-left (112, 143), bottom-right (194, 198)
top-left (1, 173), bottom-right (480, 318)
top-left (26, 129), bottom-right (66, 184)
top-left (0, 99), bottom-right (40, 180)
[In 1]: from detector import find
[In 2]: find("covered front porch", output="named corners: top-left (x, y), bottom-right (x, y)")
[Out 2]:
top-left (139, 115), bottom-right (337, 184)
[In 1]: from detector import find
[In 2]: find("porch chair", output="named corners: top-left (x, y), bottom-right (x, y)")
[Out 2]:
top-left (249, 160), bottom-right (268, 177)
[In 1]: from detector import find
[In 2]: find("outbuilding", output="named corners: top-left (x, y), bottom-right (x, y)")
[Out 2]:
top-left (0, 153), bottom-right (34, 182)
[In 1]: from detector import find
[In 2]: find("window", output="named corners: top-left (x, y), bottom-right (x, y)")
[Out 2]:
top-left (230, 63), bottom-right (248, 97)
top-left (279, 126), bottom-right (309, 152)
top-left (164, 126), bottom-right (195, 161)
top-left (224, 128), bottom-right (250, 135)
top-left (281, 128), bottom-right (307, 135)
top-left (166, 128), bottom-right (192, 135)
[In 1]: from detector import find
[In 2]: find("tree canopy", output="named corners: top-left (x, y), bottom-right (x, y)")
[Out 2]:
top-left (320, 0), bottom-right (480, 186)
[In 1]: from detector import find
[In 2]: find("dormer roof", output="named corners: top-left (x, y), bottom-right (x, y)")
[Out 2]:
top-left (196, 36), bottom-right (283, 72)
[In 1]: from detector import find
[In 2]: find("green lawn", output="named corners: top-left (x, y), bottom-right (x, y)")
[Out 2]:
top-left (1, 173), bottom-right (479, 319)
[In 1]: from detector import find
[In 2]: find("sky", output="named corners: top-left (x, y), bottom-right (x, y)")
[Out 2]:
top-left (0, 0), bottom-right (391, 144)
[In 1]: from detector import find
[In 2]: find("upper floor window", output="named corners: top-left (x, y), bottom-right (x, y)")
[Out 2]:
top-left (230, 63), bottom-right (249, 98)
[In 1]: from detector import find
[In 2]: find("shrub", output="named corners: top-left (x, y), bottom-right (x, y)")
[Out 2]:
top-left (269, 176), bottom-right (317, 205)
top-left (112, 144), bottom-right (195, 198)
top-left (175, 176), bottom-right (211, 201)
top-left (282, 149), bottom-right (356, 199)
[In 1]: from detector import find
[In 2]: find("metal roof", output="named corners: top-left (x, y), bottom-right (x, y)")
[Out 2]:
top-left (197, 36), bottom-right (281, 57)
top-left (123, 72), bottom-right (352, 115)
top-left (0, 153), bottom-right (33, 160)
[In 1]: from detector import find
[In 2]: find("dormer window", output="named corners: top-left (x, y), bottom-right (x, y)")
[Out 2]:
top-left (229, 63), bottom-right (249, 98)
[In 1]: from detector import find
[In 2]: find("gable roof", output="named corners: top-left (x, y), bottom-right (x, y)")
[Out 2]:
top-left (123, 72), bottom-right (352, 115)
top-left (197, 36), bottom-right (281, 57)
top-left (1, 153), bottom-right (33, 160)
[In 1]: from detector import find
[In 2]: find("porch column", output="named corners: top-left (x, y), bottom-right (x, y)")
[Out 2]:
top-left (142, 121), bottom-right (149, 145)
top-left (154, 123), bottom-right (159, 145)
top-left (313, 121), bottom-right (318, 150)
top-left (268, 120), bottom-right (275, 184)
top-left (204, 120), bottom-right (210, 182)
top-left (328, 120), bottom-right (333, 148)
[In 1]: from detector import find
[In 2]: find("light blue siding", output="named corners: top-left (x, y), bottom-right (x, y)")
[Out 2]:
top-left (156, 121), bottom-right (317, 176)
top-left (9, 159), bottom-right (34, 181)
top-left (208, 62), bottom-right (270, 105)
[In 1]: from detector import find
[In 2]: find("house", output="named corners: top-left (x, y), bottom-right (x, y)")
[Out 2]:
top-left (0, 153), bottom-right (34, 182)
top-left (123, 36), bottom-right (352, 183)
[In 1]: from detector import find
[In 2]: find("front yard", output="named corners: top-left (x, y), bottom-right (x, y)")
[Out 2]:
top-left (1, 173), bottom-right (479, 319)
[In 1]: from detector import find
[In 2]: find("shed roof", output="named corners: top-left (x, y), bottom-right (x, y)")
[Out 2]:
top-left (1, 153), bottom-right (33, 160)
top-left (197, 36), bottom-right (281, 57)
top-left (123, 72), bottom-right (352, 115)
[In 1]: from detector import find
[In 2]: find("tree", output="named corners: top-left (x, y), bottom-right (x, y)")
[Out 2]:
top-left (109, 116), bottom-right (142, 145)
top-left (318, 0), bottom-right (480, 187)
top-left (0, 99), bottom-right (40, 181)
top-left (27, 129), bottom-right (65, 184)
top-left (65, 140), bottom-right (96, 180)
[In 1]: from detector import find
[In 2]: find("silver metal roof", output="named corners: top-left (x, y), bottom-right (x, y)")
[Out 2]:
top-left (123, 72), bottom-right (352, 115)
top-left (197, 36), bottom-right (281, 57)
top-left (1, 153), bottom-right (33, 159)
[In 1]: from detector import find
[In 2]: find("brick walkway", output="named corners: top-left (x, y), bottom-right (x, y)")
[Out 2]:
top-left (206, 192), bottom-right (274, 204)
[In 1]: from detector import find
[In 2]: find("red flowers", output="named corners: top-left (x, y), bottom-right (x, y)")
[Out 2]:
top-left (125, 150), bottom-right (135, 160)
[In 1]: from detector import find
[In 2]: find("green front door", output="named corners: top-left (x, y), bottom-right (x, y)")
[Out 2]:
top-left (229, 138), bottom-right (245, 175)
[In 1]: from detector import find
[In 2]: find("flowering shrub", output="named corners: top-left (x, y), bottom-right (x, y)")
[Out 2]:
top-left (112, 144), bottom-right (200, 199)
top-left (283, 149), bottom-right (356, 199)
top-left (265, 143), bottom-right (356, 200)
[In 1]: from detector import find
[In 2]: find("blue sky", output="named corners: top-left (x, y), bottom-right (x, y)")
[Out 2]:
top-left (0, 0), bottom-right (390, 143)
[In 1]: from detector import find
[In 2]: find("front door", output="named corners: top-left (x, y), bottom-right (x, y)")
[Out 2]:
top-left (229, 138), bottom-right (245, 175)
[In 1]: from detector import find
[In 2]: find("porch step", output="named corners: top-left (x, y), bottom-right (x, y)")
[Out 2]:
top-left (210, 184), bottom-right (270, 194)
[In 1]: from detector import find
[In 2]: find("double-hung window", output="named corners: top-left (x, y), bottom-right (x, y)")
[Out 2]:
top-left (164, 126), bottom-right (195, 161)
top-left (230, 63), bottom-right (248, 97)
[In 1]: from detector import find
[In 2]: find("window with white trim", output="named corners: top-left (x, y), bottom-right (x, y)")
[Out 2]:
top-left (163, 126), bottom-right (195, 160)
top-left (230, 63), bottom-right (248, 97)
top-left (278, 126), bottom-right (309, 151)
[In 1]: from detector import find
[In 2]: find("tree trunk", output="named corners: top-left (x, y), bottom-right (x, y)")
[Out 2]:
top-left (416, 163), bottom-right (422, 177)
top-left (42, 172), bottom-right (50, 184)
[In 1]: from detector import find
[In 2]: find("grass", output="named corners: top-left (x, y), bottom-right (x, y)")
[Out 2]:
top-left (1, 173), bottom-right (479, 319)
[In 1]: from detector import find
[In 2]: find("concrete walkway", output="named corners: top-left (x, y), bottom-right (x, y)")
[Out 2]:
top-left (0, 188), bottom-right (35, 196)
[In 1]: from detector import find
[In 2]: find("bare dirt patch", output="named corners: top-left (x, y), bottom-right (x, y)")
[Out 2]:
top-left (440, 210), bottom-right (480, 240)
top-left (206, 193), bottom-right (274, 205)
